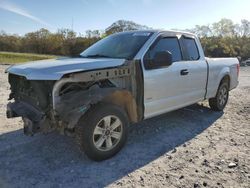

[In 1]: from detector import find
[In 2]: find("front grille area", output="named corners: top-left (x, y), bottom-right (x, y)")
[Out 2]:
top-left (9, 74), bottom-right (36, 102)
top-left (8, 74), bottom-right (55, 111)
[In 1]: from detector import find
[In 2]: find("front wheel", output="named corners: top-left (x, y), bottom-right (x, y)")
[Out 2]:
top-left (76, 103), bottom-right (129, 161)
top-left (209, 81), bottom-right (229, 111)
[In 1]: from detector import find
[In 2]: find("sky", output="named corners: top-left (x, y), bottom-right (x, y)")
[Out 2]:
top-left (0, 0), bottom-right (250, 35)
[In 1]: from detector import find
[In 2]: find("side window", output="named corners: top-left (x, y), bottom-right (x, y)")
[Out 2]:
top-left (146, 37), bottom-right (182, 62)
top-left (183, 37), bottom-right (199, 60)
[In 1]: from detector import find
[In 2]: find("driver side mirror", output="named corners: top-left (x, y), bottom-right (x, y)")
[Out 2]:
top-left (144, 50), bottom-right (173, 69)
top-left (153, 51), bottom-right (173, 68)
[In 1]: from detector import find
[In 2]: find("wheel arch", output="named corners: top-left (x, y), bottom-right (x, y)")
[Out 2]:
top-left (57, 84), bottom-right (139, 130)
top-left (209, 68), bottom-right (231, 98)
top-left (208, 74), bottom-right (230, 111)
top-left (208, 74), bottom-right (230, 100)
top-left (211, 74), bottom-right (230, 99)
top-left (217, 67), bottom-right (231, 88)
top-left (102, 90), bottom-right (138, 123)
top-left (220, 74), bottom-right (230, 88)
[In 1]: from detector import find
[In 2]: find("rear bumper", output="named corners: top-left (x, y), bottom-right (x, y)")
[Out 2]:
top-left (7, 102), bottom-right (45, 135)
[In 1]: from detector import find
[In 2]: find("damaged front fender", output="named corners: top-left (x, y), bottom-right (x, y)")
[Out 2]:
top-left (56, 85), bottom-right (122, 129)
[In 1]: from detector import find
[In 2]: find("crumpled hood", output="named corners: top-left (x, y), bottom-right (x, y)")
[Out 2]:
top-left (6, 57), bottom-right (126, 80)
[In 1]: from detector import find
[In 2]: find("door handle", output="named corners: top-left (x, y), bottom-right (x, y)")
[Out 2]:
top-left (180, 69), bottom-right (189, 76)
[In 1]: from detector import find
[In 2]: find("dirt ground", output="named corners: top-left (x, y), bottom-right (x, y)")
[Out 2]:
top-left (0, 65), bottom-right (249, 188)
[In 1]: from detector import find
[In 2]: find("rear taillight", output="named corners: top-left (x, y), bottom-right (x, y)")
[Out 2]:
top-left (237, 63), bottom-right (240, 77)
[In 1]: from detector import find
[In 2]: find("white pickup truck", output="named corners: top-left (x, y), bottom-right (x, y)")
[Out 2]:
top-left (6, 30), bottom-right (239, 161)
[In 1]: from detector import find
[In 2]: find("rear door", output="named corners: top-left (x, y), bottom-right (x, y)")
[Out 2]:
top-left (179, 36), bottom-right (207, 102)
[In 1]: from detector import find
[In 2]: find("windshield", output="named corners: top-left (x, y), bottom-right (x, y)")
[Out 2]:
top-left (80, 32), bottom-right (153, 60)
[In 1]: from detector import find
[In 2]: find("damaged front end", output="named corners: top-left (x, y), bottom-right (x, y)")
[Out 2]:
top-left (7, 74), bottom-right (55, 135)
top-left (6, 60), bottom-right (144, 136)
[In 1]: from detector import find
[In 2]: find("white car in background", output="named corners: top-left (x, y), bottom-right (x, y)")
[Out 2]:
top-left (242, 59), bottom-right (250, 66)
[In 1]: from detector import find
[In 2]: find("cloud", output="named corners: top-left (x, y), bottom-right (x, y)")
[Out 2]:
top-left (0, 0), bottom-right (50, 26)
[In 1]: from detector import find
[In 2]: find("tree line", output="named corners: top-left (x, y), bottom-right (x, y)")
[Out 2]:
top-left (0, 19), bottom-right (249, 60)
top-left (0, 28), bottom-right (101, 56)
top-left (188, 19), bottom-right (250, 60)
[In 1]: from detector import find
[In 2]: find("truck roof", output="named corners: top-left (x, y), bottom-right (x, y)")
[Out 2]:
top-left (117, 29), bottom-right (196, 38)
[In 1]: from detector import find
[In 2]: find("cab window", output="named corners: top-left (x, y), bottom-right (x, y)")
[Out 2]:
top-left (144, 37), bottom-right (182, 69)
top-left (182, 37), bottom-right (199, 60)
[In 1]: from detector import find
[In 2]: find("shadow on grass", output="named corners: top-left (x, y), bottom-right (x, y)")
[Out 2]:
top-left (0, 103), bottom-right (223, 187)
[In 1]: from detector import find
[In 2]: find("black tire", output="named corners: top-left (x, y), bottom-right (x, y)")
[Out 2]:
top-left (76, 103), bottom-right (129, 161)
top-left (209, 81), bottom-right (229, 111)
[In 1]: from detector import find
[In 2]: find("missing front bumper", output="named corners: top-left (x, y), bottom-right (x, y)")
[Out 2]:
top-left (7, 101), bottom-right (46, 135)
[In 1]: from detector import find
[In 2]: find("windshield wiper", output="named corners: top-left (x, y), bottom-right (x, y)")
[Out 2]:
top-left (81, 54), bottom-right (112, 58)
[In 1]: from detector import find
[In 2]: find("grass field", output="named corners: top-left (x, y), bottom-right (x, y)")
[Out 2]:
top-left (0, 51), bottom-right (57, 64)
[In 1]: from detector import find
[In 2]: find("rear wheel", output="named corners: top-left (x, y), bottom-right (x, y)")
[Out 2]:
top-left (209, 81), bottom-right (229, 111)
top-left (76, 103), bottom-right (129, 161)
